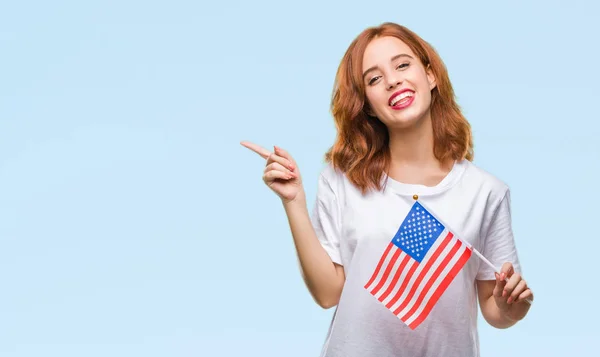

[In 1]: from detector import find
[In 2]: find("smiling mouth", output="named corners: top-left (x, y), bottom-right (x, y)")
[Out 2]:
top-left (389, 91), bottom-right (415, 110)
top-left (389, 89), bottom-right (414, 105)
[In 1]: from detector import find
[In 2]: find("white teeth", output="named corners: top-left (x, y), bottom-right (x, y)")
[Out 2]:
top-left (391, 91), bottom-right (414, 106)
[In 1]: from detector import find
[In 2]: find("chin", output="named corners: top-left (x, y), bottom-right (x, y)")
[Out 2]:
top-left (381, 111), bottom-right (426, 130)
top-left (385, 120), bottom-right (418, 131)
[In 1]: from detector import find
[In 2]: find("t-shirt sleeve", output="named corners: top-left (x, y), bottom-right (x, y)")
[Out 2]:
top-left (476, 189), bottom-right (522, 280)
top-left (310, 171), bottom-right (343, 266)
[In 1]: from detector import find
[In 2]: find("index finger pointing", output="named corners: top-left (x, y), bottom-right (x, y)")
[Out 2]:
top-left (240, 141), bottom-right (272, 159)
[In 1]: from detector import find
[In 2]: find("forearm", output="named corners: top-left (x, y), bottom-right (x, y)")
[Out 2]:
top-left (282, 192), bottom-right (344, 308)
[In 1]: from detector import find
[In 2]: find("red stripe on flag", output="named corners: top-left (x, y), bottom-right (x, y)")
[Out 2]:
top-left (399, 239), bottom-right (462, 321)
top-left (385, 258), bottom-right (419, 309)
top-left (407, 247), bottom-right (472, 330)
top-left (370, 248), bottom-right (402, 295)
top-left (378, 254), bottom-right (410, 302)
top-left (392, 232), bottom-right (454, 315)
top-left (364, 242), bottom-right (394, 290)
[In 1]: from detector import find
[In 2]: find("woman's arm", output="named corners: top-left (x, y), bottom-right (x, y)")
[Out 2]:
top-left (241, 141), bottom-right (345, 309)
top-left (283, 190), bottom-right (345, 309)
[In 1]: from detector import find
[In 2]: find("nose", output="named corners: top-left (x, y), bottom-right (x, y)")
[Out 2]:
top-left (385, 73), bottom-right (402, 90)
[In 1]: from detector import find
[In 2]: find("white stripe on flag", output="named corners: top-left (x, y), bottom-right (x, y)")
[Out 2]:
top-left (372, 251), bottom-right (405, 300)
top-left (364, 244), bottom-right (396, 291)
top-left (380, 256), bottom-right (416, 306)
top-left (387, 229), bottom-right (452, 312)
top-left (396, 239), bottom-right (466, 321)
top-left (403, 244), bottom-right (470, 325)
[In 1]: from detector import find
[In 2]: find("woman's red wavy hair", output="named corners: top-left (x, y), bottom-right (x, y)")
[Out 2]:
top-left (325, 22), bottom-right (474, 194)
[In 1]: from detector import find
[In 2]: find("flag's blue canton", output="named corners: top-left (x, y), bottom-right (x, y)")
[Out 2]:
top-left (391, 202), bottom-right (445, 263)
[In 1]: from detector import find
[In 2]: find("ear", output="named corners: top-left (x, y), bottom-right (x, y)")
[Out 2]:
top-left (426, 65), bottom-right (437, 90)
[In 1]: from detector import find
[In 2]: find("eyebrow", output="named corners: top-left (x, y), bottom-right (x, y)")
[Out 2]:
top-left (362, 53), bottom-right (414, 80)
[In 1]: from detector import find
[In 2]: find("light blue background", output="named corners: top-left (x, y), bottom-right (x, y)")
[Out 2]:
top-left (1, 0), bottom-right (598, 356)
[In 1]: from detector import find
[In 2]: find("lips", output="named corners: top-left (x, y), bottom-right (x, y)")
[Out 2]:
top-left (388, 89), bottom-right (415, 110)
top-left (388, 89), bottom-right (415, 106)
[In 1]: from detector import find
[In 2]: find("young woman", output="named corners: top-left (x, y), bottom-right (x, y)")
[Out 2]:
top-left (242, 22), bottom-right (533, 357)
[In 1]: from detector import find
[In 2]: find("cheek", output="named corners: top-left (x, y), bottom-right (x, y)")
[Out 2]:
top-left (420, 73), bottom-right (434, 93)
top-left (366, 89), bottom-right (386, 110)
top-left (419, 86), bottom-right (432, 104)
top-left (413, 76), bottom-right (433, 105)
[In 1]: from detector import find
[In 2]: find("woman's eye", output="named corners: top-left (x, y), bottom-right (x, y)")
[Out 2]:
top-left (397, 63), bottom-right (409, 70)
top-left (368, 76), bottom-right (381, 85)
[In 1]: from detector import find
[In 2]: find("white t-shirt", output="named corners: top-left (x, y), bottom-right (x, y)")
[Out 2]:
top-left (311, 159), bottom-right (521, 357)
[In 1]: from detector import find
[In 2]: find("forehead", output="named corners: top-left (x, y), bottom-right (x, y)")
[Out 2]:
top-left (362, 36), bottom-right (415, 70)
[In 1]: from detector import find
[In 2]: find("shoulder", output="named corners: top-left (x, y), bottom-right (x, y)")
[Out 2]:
top-left (316, 162), bottom-right (346, 193)
top-left (460, 160), bottom-right (511, 202)
top-left (314, 161), bottom-right (365, 206)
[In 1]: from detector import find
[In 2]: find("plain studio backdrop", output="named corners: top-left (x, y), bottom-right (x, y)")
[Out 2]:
top-left (1, 1), bottom-right (598, 356)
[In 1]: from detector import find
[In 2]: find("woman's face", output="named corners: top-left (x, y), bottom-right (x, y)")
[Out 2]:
top-left (362, 36), bottom-right (437, 130)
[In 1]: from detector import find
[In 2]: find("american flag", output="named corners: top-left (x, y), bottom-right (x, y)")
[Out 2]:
top-left (364, 201), bottom-right (473, 330)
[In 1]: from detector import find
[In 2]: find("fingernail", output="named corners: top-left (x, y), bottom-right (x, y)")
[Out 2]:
top-left (500, 273), bottom-right (505, 280)
top-left (507, 297), bottom-right (513, 304)
top-left (495, 273), bottom-right (500, 280)
top-left (502, 290), bottom-right (506, 297)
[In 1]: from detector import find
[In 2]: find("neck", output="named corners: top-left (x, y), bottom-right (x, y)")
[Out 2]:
top-left (387, 114), bottom-right (438, 167)
top-left (386, 114), bottom-right (455, 186)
